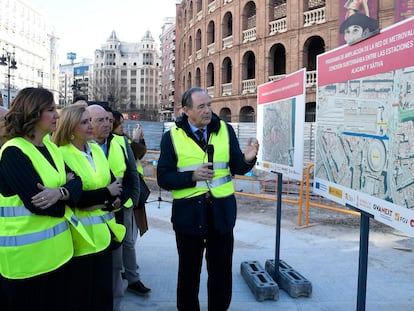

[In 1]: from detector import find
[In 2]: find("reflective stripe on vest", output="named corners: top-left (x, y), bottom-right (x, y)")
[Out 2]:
top-left (0, 222), bottom-right (69, 247)
top-left (178, 162), bottom-right (229, 172)
top-left (0, 137), bottom-right (74, 279)
top-left (0, 205), bottom-right (32, 217)
top-left (78, 211), bottom-right (115, 226)
top-left (195, 175), bottom-right (233, 189)
top-left (170, 121), bottom-right (234, 199)
top-left (59, 143), bottom-right (125, 256)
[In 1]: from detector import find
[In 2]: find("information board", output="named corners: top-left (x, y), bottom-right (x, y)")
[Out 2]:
top-left (256, 69), bottom-right (306, 181)
top-left (315, 17), bottom-right (414, 235)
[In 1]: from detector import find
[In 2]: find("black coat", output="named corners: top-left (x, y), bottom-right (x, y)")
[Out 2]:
top-left (157, 113), bottom-right (255, 235)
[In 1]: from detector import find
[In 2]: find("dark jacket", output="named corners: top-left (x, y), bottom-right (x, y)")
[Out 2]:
top-left (157, 113), bottom-right (255, 235)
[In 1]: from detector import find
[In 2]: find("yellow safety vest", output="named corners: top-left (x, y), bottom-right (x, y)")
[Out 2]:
top-left (0, 137), bottom-right (74, 279)
top-left (59, 143), bottom-right (125, 256)
top-left (170, 121), bottom-right (234, 199)
top-left (136, 161), bottom-right (144, 176)
top-left (107, 136), bottom-right (127, 179)
top-left (111, 134), bottom-right (134, 208)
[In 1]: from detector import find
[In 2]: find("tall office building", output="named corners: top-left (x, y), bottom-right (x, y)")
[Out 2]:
top-left (0, 0), bottom-right (58, 107)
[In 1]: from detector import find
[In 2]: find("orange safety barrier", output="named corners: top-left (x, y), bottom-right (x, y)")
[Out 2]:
top-left (303, 163), bottom-right (360, 227)
top-left (141, 151), bottom-right (359, 228)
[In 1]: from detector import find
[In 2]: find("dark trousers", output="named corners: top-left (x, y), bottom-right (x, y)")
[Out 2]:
top-left (175, 229), bottom-right (234, 311)
top-left (66, 246), bottom-right (113, 311)
top-left (0, 262), bottom-right (69, 311)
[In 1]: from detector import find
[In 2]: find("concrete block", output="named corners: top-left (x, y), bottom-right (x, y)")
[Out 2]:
top-left (240, 260), bottom-right (279, 301)
top-left (265, 258), bottom-right (292, 277)
top-left (265, 259), bottom-right (312, 298)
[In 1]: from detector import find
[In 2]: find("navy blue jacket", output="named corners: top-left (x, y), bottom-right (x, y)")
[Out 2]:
top-left (157, 113), bottom-right (255, 235)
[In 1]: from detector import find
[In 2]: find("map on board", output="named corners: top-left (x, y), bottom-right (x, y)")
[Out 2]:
top-left (315, 17), bottom-right (414, 235)
top-left (316, 69), bottom-right (414, 208)
top-left (256, 69), bottom-right (306, 181)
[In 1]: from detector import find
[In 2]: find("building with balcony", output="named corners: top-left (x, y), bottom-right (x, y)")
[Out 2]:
top-left (0, 0), bottom-right (58, 106)
top-left (175, 0), bottom-right (395, 122)
top-left (93, 30), bottom-right (160, 120)
top-left (159, 17), bottom-right (176, 121)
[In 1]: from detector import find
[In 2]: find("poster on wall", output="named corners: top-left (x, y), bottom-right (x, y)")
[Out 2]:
top-left (395, 0), bottom-right (414, 22)
top-left (339, 0), bottom-right (379, 46)
top-left (315, 16), bottom-right (414, 236)
top-left (256, 69), bottom-right (306, 181)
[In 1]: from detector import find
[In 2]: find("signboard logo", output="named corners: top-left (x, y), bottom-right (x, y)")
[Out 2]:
top-left (373, 203), bottom-right (393, 219)
top-left (394, 213), bottom-right (408, 224)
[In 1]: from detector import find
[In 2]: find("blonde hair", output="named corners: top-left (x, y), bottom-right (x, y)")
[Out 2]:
top-left (52, 105), bottom-right (87, 146)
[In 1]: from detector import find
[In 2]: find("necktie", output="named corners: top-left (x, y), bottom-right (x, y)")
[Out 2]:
top-left (196, 129), bottom-right (206, 147)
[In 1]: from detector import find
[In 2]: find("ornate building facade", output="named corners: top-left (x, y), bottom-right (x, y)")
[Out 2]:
top-left (175, 0), bottom-right (395, 122)
top-left (93, 30), bottom-right (160, 120)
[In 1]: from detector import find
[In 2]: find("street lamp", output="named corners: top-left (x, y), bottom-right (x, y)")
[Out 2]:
top-left (71, 79), bottom-right (81, 101)
top-left (108, 94), bottom-right (114, 108)
top-left (0, 48), bottom-right (18, 108)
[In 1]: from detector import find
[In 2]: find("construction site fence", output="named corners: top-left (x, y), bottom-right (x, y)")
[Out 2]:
top-left (142, 150), bottom-right (360, 228)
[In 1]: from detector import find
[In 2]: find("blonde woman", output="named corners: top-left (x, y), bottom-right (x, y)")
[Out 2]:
top-left (53, 105), bottom-right (125, 311)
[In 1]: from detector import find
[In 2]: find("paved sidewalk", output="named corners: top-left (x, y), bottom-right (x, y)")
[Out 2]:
top-left (121, 194), bottom-right (414, 311)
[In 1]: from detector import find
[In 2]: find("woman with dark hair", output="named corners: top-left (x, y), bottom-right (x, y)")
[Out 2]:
top-left (0, 87), bottom-right (83, 310)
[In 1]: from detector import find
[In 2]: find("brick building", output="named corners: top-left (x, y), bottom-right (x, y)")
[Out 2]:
top-left (175, 0), bottom-right (395, 122)
top-left (159, 17), bottom-right (176, 121)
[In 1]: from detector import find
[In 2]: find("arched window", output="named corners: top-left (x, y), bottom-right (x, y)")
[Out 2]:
top-left (187, 72), bottom-right (192, 89)
top-left (269, 43), bottom-right (286, 77)
top-left (222, 57), bottom-right (232, 83)
top-left (188, 36), bottom-right (193, 56)
top-left (206, 63), bottom-right (214, 87)
top-left (189, 1), bottom-right (193, 19)
top-left (219, 107), bottom-right (232, 122)
top-left (242, 1), bottom-right (256, 30)
top-left (303, 36), bottom-right (325, 71)
top-left (195, 29), bottom-right (202, 51)
top-left (269, 0), bottom-right (287, 21)
top-left (222, 12), bottom-right (233, 38)
top-left (242, 51), bottom-right (256, 80)
top-left (239, 106), bottom-right (255, 122)
top-left (196, 0), bottom-right (202, 12)
top-left (195, 67), bottom-right (201, 86)
top-left (207, 21), bottom-right (215, 44)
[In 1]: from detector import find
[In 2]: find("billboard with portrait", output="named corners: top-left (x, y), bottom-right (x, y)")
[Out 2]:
top-left (339, 0), bottom-right (379, 45)
top-left (395, 0), bottom-right (414, 22)
top-left (315, 17), bottom-right (414, 235)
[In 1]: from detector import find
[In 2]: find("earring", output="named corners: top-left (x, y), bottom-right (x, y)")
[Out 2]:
top-left (70, 134), bottom-right (75, 141)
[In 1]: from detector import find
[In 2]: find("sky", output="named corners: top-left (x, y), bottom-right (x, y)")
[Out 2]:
top-left (30, 0), bottom-right (177, 64)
